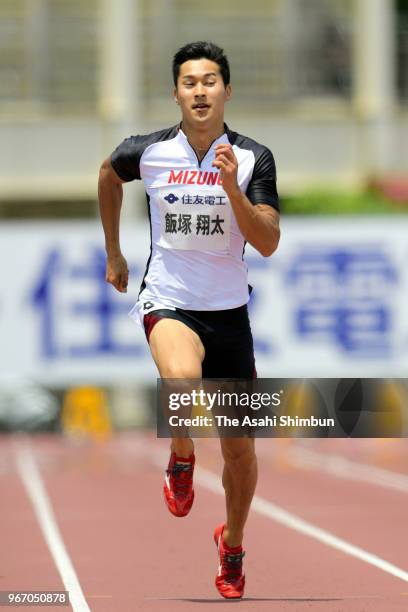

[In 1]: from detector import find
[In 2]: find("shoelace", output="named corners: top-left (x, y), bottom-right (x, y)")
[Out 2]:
top-left (169, 463), bottom-right (192, 497)
top-left (222, 551), bottom-right (245, 583)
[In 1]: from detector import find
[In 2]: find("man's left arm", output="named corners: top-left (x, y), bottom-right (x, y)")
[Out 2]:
top-left (213, 144), bottom-right (280, 257)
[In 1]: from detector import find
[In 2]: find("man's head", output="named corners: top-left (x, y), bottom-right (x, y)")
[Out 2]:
top-left (173, 41), bottom-right (232, 128)
top-left (173, 41), bottom-right (230, 88)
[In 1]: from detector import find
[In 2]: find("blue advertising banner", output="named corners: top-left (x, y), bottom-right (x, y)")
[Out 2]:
top-left (1, 218), bottom-right (407, 384)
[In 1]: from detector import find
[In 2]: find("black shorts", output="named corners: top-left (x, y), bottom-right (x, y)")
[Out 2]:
top-left (144, 304), bottom-right (256, 379)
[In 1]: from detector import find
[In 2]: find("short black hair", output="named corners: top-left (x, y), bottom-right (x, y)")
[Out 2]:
top-left (172, 41), bottom-right (230, 87)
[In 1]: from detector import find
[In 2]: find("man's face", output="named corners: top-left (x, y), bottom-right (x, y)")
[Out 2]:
top-left (174, 58), bottom-right (231, 126)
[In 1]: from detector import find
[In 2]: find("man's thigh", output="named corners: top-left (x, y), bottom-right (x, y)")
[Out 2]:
top-left (148, 317), bottom-right (205, 378)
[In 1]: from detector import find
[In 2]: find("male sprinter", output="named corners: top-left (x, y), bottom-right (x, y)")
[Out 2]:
top-left (98, 41), bottom-right (280, 599)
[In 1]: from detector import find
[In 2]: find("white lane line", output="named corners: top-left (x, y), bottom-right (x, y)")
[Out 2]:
top-left (150, 446), bottom-right (408, 584)
top-left (14, 441), bottom-right (91, 612)
top-left (286, 445), bottom-right (408, 494)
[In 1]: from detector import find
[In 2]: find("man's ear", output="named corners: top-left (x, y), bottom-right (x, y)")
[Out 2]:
top-left (173, 86), bottom-right (179, 104)
top-left (225, 84), bottom-right (232, 102)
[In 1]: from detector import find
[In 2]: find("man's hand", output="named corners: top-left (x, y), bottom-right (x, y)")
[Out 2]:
top-left (106, 253), bottom-right (129, 293)
top-left (212, 144), bottom-right (240, 197)
top-left (212, 144), bottom-right (280, 257)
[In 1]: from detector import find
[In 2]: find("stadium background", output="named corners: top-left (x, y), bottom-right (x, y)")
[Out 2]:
top-left (0, 0), bottom-right (408, 433)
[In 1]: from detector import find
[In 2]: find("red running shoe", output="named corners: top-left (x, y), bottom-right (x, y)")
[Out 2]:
top-left (163, 452), bottom-right (195, 517)
top-left (214, 523), bottom-right (245, 599)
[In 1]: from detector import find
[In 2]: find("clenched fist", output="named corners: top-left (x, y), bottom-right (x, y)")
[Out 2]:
top-left (105, 252), bottom-right (129, 293)
top-left (212, 143), bottom-right (240, 197)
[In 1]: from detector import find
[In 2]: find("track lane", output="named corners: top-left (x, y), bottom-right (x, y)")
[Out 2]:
top-left (252, 439), bottom-right (408, 570)
top-left (0, 436), bottom-right (68, 610)
top-left (26, 433), bottom-right (408, 611)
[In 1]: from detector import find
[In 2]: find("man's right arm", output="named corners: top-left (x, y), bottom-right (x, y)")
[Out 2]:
top-left (98, 157), bottom-right (129, 293)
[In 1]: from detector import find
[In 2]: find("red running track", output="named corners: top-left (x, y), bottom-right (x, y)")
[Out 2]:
top-left (1, 433), bottom-right (407, 611)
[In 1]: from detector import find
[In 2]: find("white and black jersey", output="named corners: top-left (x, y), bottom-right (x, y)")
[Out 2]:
top-left (110, 124), bottom-right (279, 326)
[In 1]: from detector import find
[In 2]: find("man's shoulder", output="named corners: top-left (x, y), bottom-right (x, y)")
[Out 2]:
top-left (228, 129), bottom-right (263, 149)
top-left (111, 125), bottom-right (179, 181)
top-left (127, 125), bottom-right (179, 151)
top-left (227, 128), bottom-right (273, 158)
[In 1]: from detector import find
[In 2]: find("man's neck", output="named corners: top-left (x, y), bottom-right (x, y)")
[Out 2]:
top-left (180, 120), bottom-right (225, 161)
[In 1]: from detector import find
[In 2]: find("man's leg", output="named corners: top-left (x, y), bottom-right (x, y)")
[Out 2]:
top-left (148, 318), bottom-right (205, 458)
top-left (213, 436), bottom-right (256, 598)
top-left (220, 437), bottom-right (257, 547)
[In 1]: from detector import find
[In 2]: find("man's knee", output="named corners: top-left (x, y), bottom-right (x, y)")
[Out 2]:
top-left (161, 358), bottom-right (201, 378)
top-left (221, 438), bottom-right (256, 468)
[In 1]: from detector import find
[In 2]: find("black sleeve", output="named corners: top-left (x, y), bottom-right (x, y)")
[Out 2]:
top-left (246, 147), bottom-right (280, 212)
top-left (110, 136), bottom-right (144, 182)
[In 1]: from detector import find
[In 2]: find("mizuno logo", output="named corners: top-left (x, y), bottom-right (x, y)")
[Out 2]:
top-left (168, 170), bottom-right (222, 186)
